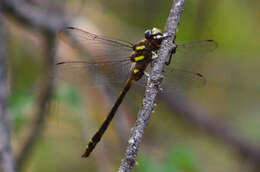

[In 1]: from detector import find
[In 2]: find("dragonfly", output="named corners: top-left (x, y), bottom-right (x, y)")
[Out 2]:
top-left (56, 27), bottom-right (217, 158)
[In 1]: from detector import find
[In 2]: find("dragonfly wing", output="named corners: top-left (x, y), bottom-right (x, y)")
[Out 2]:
top-left (171, 40), bottom-right (217, 69)
top-left (161, 40), bottom-right (216, 91)
top-left (58, 27), bottom-right (134, 62)
top-left (56, 27), bottom-right (136, 86)
top-left (163, 67), bottom-right (207, 91)
top-left (56, 59), bottom-right (133, 86)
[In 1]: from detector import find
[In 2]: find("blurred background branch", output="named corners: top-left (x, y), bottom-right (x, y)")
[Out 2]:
top-left (15, 34), bottom-right (56, 171)
top-left (1, 0), bottom-right (67, 171)
top-left (1, 0), bottom-right (67, 32)
top-left (160, 90), bottom-right (260, 170)
top-left (0, 10), bottom-right (17, 172)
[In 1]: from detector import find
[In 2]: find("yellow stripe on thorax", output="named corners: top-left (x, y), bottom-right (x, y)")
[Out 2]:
top-left (136, 45), bottom-right (146, 50)
top-left (133, 69), bottom-right (139, 74)
top-left (89, 139), bottom-right (93, 144)
top-left (135, 56), bottom-right (144, 62)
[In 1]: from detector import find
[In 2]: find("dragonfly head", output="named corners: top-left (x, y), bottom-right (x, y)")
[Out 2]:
top-left (145, 28), bottom-right (166, 41)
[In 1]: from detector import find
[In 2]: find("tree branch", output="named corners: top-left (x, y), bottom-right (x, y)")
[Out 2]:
top-left (118, 0), bottom-right (185, 171)
top-left (0, 0), bottom-right (68, 170)
top-left (1, 0), bottom-right (67, 32)
top-left (0, 11), bottom-right (17, 172)
top-left (16, 33), bottom-right (56, 171)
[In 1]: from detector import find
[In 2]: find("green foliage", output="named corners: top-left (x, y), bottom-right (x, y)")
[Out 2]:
top-left (100, 0), bottom-right (169, 28)
top-left (54, 84), bottom-right (83, 109)
top-left (8, 34), bottom-right (41, 91)
top-left (136, 155), bottom-right (162, 172)
top-left (8, 90), bottom-right (34, 128)
top-left (136, 146), bottom-right (200, 172)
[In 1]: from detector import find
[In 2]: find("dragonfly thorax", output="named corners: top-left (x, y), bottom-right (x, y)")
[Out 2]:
top-left (129, 28), bottom-right (167, 81)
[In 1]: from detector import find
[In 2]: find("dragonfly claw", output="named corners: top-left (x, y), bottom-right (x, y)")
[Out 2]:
top-left (152, 51), bottom-right (158, 59)
top-left (144, 71), bottom-right (150, 77)
top-left (144, 72), bottom-right (151, 85)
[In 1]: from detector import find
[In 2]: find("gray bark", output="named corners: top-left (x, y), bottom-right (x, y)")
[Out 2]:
top-left (118, 0), bottom-right (186, 171)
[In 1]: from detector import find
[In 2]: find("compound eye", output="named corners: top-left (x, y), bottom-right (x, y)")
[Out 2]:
top-left (144, 29), bottom-right (152, 39)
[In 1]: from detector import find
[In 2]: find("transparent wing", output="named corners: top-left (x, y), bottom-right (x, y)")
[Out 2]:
top-left (163, 40), bottom-right (217, 90)
top-left (163, 68), bottom-right (206, 90)
top-left (56, 27), bottom-right (136, 85)
top-left (56, 59), bottom-right (134, 86)
top-left (58, 27), bottom-right (134, 61)
top-left (56, 59), bottom-right (150, 88)
top-left (173, 40), bottom-right (217, 69)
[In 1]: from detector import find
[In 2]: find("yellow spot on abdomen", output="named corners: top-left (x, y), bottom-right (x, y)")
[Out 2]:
top-left (135, 56), bottom-right (144, 62)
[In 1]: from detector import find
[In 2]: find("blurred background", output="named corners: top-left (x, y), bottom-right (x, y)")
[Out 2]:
top-left (2, 0), bottom-right (260, 171)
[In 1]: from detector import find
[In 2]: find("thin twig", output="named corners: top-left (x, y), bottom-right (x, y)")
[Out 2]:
top-left (160, 90), bottom-right (260, 170)
top-left (15, 33), bottom-right (56, 171)
top-left (118, 0), bottom-right (185, 171)
top-left (0, 11), bottom-right (17, 172)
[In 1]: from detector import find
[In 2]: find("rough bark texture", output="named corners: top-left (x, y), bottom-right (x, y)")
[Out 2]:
top-left (118, 0), bottom-right (185, 171)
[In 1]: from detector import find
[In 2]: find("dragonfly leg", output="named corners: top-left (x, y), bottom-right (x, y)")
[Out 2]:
top-left (144, 71), bottom-right (151, 85)
top-left (165, 45), bottom-right (176, 65)
top-left (144, 71), bottom-right (150, 77)
top-left (162, 32), bottom-right (170, 38)
top-left (156, 32), bottom-right (170, 39)
top-left (130, 62), bottom-right (136, 71)
top-left (152, 51), bottom-right (158, 60)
